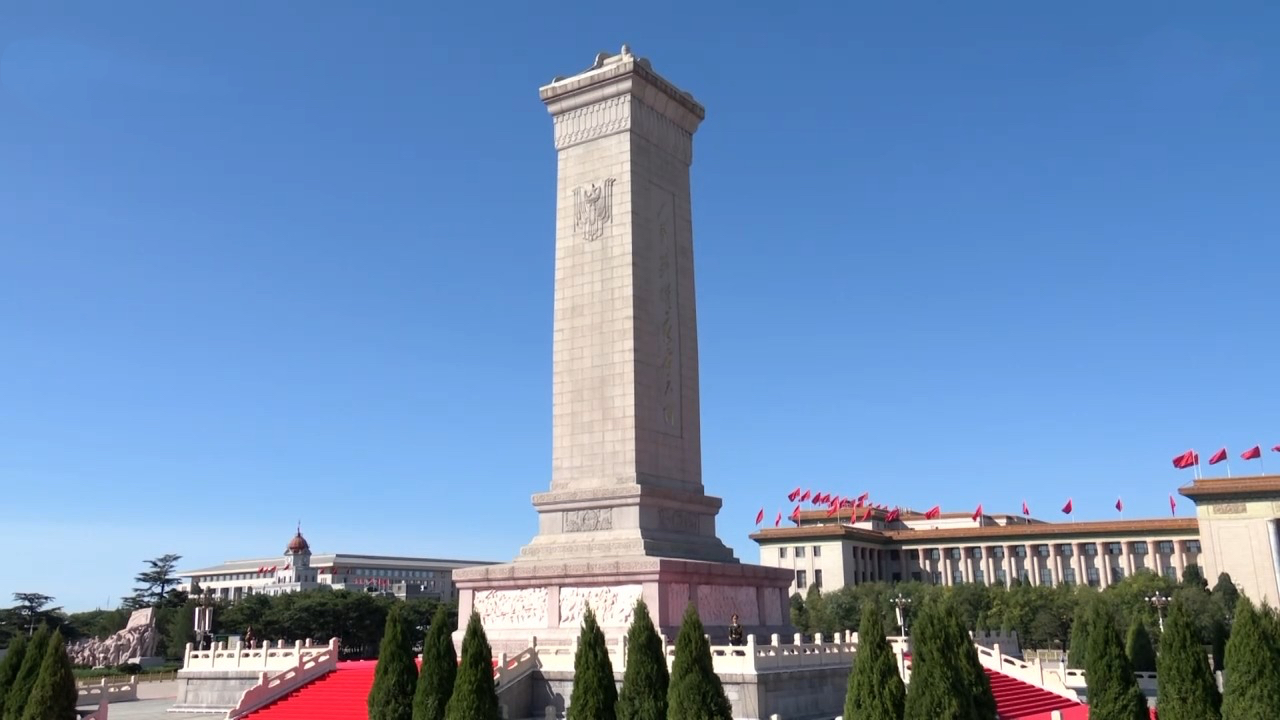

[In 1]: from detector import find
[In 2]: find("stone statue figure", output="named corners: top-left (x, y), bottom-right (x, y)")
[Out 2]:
top-left (65, 608), bottom-right (161, 667)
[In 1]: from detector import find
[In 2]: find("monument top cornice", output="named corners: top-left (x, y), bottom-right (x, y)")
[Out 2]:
top-left (539, 44), bottom-right (705, 122)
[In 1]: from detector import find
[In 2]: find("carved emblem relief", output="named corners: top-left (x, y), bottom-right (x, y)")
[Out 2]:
top-left (559, 585), bottom-right (642, 628)
top-left (659, 508), bottom-right (699, 534)
top-left (696, 585), bottom-right (760, 626)
top-left (472, 588), bottom-right (548, 629)
top-left (573, 178), bottom-right (616, 242)
top-left (563, 508), bottom-right (614, 533)
top-left (1212, 502), bottom-right (1247, 515)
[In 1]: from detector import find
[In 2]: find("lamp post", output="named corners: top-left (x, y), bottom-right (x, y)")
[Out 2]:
top-left (1147, 591), bottom-right (1170, 632)
top-left (892, 593), bottom-right (913, 636)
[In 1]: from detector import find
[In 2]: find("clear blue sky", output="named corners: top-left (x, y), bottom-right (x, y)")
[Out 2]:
top-left (2, 2), bottom-right (1277, 612)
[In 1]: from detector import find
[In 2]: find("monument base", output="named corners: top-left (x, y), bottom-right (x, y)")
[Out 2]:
top-left (452, 557), bottom-right (795, 654)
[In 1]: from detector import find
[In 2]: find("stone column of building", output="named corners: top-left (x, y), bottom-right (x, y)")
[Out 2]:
top-left (1173, 540), bottom-right (1187, 579)
top-left (983, 548), bottom-right (995, 586)
top-left (1004, 545), bottom-right (1016, 585)
top-left (962, 548), bottom-right (974, 584)
top-left (1073, 543), bottom-right (1087, 587)
top-left (1053, 547), bottom-right (1065, 585)
top-left (1147, 537), bottom-right (1162, 577)
top-left (1124, 541), bottom-right (1136, 577)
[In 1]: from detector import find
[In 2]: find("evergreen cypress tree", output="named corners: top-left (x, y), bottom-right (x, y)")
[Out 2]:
top-left (567, 606), bottom-right (617, 720)
top-left (444, 611), bottom-right (499, 720)
top-left (617, 599), bottom-right (669, 720)
top-left (1124, 618), bottom-right (1156, 672)
top-left (1067, 600), bottom-right (1092, 670)
top-left (1083, 602), bottom-right (1148, 720)
top-left (3, 626), bottom-right (50, 720)
top-left (1211, 573), bottom-right (1240, 626)
top-left (1221, 597), bottom-right (1280, 719)
top-left (0, 635), bottom-right (28, 720)
top-left (20, 630), bottom-right (77, 720)
top-left (844, 603), bottom-right (905, 720)
top-left (1156, 599), bottom-right (1220, 720)
top-left (368, 605), bottom-right (418, 720)
top-left (950, 608), bottom-right (997, 720)
top-left (902, 601), bottom-right (975, 720)
top-left (413, 606), bottom-right (456, 720)
top-left (667, 603), bottom-right (731, 720)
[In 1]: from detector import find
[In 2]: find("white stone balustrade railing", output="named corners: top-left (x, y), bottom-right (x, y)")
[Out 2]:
top-left (1060, 666), bottom-right (1159, 694)
top-left (182, 638), bottom-right (335, 673)
top-left (493, 647), bottom-right (539, 689)
top-left (226, 639), bottom-right (339, 719)
top-left (76, 676), bottom-right (138, 704)
top-left (975, 643), bottom-right (1082, 701)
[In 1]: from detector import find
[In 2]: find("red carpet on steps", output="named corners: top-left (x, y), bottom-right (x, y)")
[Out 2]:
top-left (243, 659), bottom-right (501, 720)
top-left (983, 666), bottom-right (1085, 719)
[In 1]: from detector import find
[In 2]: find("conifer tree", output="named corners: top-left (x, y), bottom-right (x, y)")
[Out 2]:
top-left (617, 599), bottom-right (668, 720)
top-left (568, 606), bottom-right (617, 720)
top-left (1083, 602), bottom-right (1148, 720)
top-left (20, 630), bottom-right (77, 720)
top-left (3, 626), bottom-right (50, 720)
top-left (667, 603), bottom-right (731, 720)
top-left (903, 601), bottom-right (980, 720)
top-left (951, 607), bottom-right (997, 720)
top-left (0, 634), bottom-right (28, 720)
top-left (1211, 573), bottom-right (1240, 626)
top-left (1067, 601), bottom-right (1092, 670)
top-left (413, 606), bottom-right (456, 720)
top-left (1124, 618), bottom-right (1156, 672)
top-left (1156, 599), bottom-right (1220, 720)
top-left (1221, 597), bottom-right (1280, 719)
top-left (844, 603), bottom-right (905, 720)
top-left (444, 611), bottom-right (499, 720)
top-left (368, 605), bottom-right (418, 720)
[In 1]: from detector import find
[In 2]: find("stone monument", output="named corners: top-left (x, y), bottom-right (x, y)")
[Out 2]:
top-left (66, 608), bottom-right (160, 668)
top-left (453, 46), bottom-right (795, 651)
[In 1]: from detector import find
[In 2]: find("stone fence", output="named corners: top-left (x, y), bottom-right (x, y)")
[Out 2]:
top-left (226, 639), bottom-right (340, 719)
top-left (76, 676), bottom-right (138, 705)
top-left (182, 638), bottom-right (335, 673)
top-left (975, 643), bottom-right (1160, 701)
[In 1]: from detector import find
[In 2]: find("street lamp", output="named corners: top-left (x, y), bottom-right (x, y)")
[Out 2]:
top-left (1147, 591), bottom-right (1170, 632)
top-left (892, 593), bottom-right (913, 636)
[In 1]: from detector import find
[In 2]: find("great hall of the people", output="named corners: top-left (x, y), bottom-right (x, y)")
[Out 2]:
top-left (751, 474), bottom-right (1280, 607)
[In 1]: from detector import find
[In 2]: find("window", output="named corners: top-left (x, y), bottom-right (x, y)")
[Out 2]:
top-left (796, 570), bottom-right (807, 589)
top-left (948, 548), bottom-right (961, 560)
top-left (1111, 566), bottom-right (1126, 583)
top-left (1087, 567), bottom-right (1100, 587)
top-left (1106, 543), bottom-right (1124, 556)
top-left (1036, 545), bottom-right (1051, 558)
top-left (952, 571), bottom-right (965, 584)
top-left (778, 548), bottom-right (787, 559)
top-left (1133, 542), bottom-right (1149, 555)
top-left (1059, 544), bottom-right (1074, 557)
top-left (812, 546), bottom-right (822, 557)
top-left (1020, 569), bottom-right (1030, 583)
top-left (971, 547), bottom-right (983, 559)
top-left (1040, 568), bottom-right (1053, 586)
top-left (991, 547), bottom-right (1005, 558)
top-left (814, 569), bottom-right (824, 589)
top-left (795, 546), bottom-right (806, 558)
top-left (1014, 546), bottom-right (1028, 558)
top-left (1163, 566), bottom-right (1178, 581)
top-left (996, 569), bottom-right (1007, 584)
top-left (1064, 568), bottom-right (1077, 585)
top-left (1083, 543), bottom-right (1098, 556)
top-left (1188, 541), bottom-right (1202, 553)
top-left (928, 549), bottom-right (941, 560)
top-left (932, 571), bottom-right (943, 585)
top-left (1158, 541), bottom-right (1174, 554)
top-left (975, 568), bottom-right (985, 583)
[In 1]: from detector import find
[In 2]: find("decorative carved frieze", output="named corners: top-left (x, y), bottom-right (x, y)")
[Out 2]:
top-left (552, 94), bottom-right (693, 164)
top-left (1212, 502), bottom-right (1247, 515)
top-left (696, 585), bottom-right (760, 625)
top-left (472, 588), bottom-right (549, 629)
top-left (563, 508), bottom-right (614, 532)
top-left (559, 585), bottom-right (643, 628)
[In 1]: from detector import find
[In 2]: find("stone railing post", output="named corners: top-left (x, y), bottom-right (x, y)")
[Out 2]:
top-left (616, 635), bottom-right (627, 671)
top-left (770, 633), bottom-right (780, 647)
top-left (793, 633), bottom-right (803, 645)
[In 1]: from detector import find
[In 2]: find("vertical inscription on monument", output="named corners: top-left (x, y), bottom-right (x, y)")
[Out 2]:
top-left (653, 188), bottom-right (682, 435)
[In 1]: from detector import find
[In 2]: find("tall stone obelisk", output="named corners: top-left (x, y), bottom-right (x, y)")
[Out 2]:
top-left (453, 46), bottom-right (794, 651)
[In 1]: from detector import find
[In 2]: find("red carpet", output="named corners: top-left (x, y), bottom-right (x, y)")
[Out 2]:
top-left (984, 666), bottom-right (1085, 719)
top-left (242, 658), bottom-right (504, 719)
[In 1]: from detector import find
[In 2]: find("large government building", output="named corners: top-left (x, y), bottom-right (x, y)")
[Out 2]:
top-left (177, 528), bottom-right (497, 603)
top-left (752, 474), bottom-right (1280, 607)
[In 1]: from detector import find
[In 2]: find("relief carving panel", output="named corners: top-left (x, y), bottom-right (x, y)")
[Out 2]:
top-left (559, 585), bottom-right (643, 628)
top-left (659, 508), bottom-right (699, 534)
top-left (573, 178), bottom-right (615, 242)
top-left (1212, 502), bottom-right (1247, 515)
top-left (696, 585), bottom-right (760, 626)
top-left (472, 588), bottom-right (548, 629)
top-left (563, 508), bottom-right (614, 532)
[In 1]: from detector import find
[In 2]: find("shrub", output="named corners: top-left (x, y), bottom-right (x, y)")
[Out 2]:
top-left (567, 606), bottom-right (617, 719)
top-left (1220, 597), bottom-right (1280, 718)
top-left (368, 605), bottom-right (417, 720)
top-left (1156, 599), bottom-right (1220, 720)
top-left (413, 606), bottom-right (456, 720)
top-left (617, 599), bottom-right (668, 720)
top-left (844, 602), bottom-right (905, 720)
top-left (20, 630), bottom-right (78, 720)
top-left (1083, 602), bottom-right (1148, 720)
top-left (1124, 617), bottom-right (1156, 672)
top-left (3, 626), bottom-right (50, 720)
top-left (444, 612), bottom-right (499, 720)
top-left (667, 604), bottom-right (731, 720)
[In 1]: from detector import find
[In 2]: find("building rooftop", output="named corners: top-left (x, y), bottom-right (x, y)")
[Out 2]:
top-left (751, 514), bottom-right (1199, 545)
top-left (179, 553), bottom-right (499, 577)
top-left (1179, 474), bottom-right (1280, 501)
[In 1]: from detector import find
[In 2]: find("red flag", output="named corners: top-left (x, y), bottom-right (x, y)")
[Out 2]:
top-left (800, 490), bottom-right (811, 502)
top-left (1209, 448), bottom-right (1228, 465)
top-left (270, 565), bottom-right (277, 572)
top-left (826, 503), bottom-right (839, 517)
top-left (1061, 499), bottom-right (1073, 515)
top-left (885, 508), bottom-right (900, 522)
top-left (1172, 450), bottom-right (1198, 469)
top-left (1021, 500), bottom-right (1030, 516)
top-left (924, 505), bottom-right (941, 520)
top-left (1115, 497), bottom-right (1123, 512)
top-left (860, 506), bottom-right (873, 522)
top-left (971, 504), bottom-right (983, 522)
top-left (1169, 494), bottom-right (1177, 516)
top-left (1242, 446), bottom-right (1262, 460)
top-left (790, 504), bottom-right (801, 521)
top-left (787, 487), bottom-right (801, 501)
top-left (775, 511), bottom-right (782, 527)
top-left (856, 491), bottom-right (870, 505)
top-left (755, 508), bottom-right (765, 525)
top-left (1273, 445), bottom-right (1280, 453)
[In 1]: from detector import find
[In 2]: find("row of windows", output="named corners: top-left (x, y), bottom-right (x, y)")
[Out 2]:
top-left (926, 564), bottom-right (1180, 587)
top-left (918, 540), bottom-right (1198, 560)
top-left (794, 569), bottom-right (824, 590)
top-left (213, 567), bottom-right (446, 582)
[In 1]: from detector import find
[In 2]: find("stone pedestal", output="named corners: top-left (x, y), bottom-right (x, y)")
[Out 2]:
top-left (454, 558), bottom-right (792, 654)
top-left (456, 46), bottom-right (795, 652)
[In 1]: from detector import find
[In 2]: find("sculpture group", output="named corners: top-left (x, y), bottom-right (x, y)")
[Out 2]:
top-left (66, 608), bottom-right (159, 667)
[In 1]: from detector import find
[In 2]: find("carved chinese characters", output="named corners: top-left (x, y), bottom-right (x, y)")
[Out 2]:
top-left (654, 195), bottom-right (682, 434)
